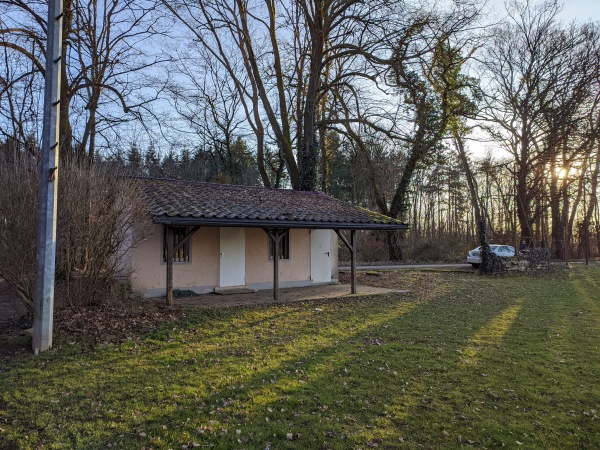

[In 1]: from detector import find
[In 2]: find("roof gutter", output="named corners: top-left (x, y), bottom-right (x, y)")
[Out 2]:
top-left (153, 216), bottom-right (409, 231)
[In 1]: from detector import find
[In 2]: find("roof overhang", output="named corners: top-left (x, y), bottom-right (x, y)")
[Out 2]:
top-left (153, 216), bottom-right (409, 231)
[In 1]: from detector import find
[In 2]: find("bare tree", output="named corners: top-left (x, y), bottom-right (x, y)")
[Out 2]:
top-left (0, 0), bottom-right (166, 161)
top-left (0, 3), bottom-right (44, 152)
top-left (70, 0), bottom-right (168, 161)
top-left (162, 0), bottom-right (417, 190)
top-left (167, 49), bottom-right (262, 184)
top-left (480, 0), bottom-right (600, 257)
top-left (364, 3), bottom-right (481, 259)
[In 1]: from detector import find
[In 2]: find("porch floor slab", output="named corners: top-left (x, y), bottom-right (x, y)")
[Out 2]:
top-left (157, 284), bottom-right (408, 308)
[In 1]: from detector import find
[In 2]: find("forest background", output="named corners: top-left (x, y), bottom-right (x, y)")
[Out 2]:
top-left (2, 0), bottom-right (600, 265)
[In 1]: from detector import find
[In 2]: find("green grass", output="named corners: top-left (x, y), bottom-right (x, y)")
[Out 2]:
top-left (1, 268), bottom-right (600, 449)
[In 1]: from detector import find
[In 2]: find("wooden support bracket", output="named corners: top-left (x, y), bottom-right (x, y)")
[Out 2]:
top-left (335, 230), bottom-right (357, 294)
top-left (263, 228), bottom-right (286, 300)
top-left (165, 226), bottom-right (200, 306)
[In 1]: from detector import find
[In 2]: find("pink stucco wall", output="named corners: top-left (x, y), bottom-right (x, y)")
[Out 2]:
top-left (130, 224), bottom-right (219, 295)
top-left (245, 228), bottom-right (311, 284)
top-left (130, 225), bottom-right (338, 297)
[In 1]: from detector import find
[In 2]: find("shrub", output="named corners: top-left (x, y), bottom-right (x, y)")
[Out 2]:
top-left (0, 153), bottom-right (150, 312)
top-left (0, 156), bottom-right (38, 309)
top-left (518, 248), bottom-right (553, 274)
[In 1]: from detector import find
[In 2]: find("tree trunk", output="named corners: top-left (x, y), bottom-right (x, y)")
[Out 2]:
top-left (59, 0), bottom-right (74, 159)
top-left (299, 6), bottom-right (325, 191)
top-left (454, 132), bottom-right (481, 239)
top-left (385, 136), bottom-right (424, 260)
top-left (515, 162), bottom-right (534, 245)
top-left (386, 231), bottom-right (403, 260)
top-left (587, 146), bottom-right (600, 255)
top-left (256, 123), bottom-right (271, 188)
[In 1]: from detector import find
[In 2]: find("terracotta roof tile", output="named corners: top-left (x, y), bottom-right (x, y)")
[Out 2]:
top-left (135, 177), bottom-right (408, 230)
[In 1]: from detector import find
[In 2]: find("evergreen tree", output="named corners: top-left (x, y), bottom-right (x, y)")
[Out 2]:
top-left (144, 144), bottom-right (161, 177)
top-left (127, 143), bottom-right (143, 174)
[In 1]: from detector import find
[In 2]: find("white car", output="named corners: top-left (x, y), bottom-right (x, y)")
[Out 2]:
top-left (467, 244), bottom-right (516, 268)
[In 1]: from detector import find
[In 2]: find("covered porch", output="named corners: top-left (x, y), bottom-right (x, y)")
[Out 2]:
top-left (135, 177), bottom-right (409, 305)
top-left (155, 281), bottom-right (408, 308)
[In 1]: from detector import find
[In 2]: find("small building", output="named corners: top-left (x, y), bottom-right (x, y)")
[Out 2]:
top-left (129, 178), bottom-right (407, 303)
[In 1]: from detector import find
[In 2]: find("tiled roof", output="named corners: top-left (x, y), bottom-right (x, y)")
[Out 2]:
top-left (135, 177), bottom-right (408, 230)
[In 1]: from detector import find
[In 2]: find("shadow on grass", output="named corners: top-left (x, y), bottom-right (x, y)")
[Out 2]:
top-left (1, 269), bottom-right (599, 449)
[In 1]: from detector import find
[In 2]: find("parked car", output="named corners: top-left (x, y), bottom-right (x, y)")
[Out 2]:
top-left (466, 244), bottom-right (516, 268)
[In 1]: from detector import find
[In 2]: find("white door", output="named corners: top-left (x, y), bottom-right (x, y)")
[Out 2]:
top-left (219, 228), bottom-right (245, 287)
top-left (311, 229), bottom-right (331, 282)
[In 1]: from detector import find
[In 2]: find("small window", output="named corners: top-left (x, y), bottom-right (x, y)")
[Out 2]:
top-left (162, 226), bottom-right (191, 263)
top-left (269, 230), bottom-right (290, 260)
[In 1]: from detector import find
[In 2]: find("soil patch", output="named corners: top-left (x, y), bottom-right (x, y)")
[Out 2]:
top-left (1, 272), bottom-right (418, 361)
top-left (339, 269), bottom-right (457, 292)
top-left (0, 293), bottom-right (187, 358)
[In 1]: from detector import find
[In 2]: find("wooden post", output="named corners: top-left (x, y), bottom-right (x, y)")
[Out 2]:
top-left (350, 230), bottom-right (356, 294)
top-left (166, 226), bottom-right (174, 306)
top-left (335, 230), bottom-right (357, 294)
top-left (273, 229), bottom-right (280, 300)
top-left (263, 228), bottom-right (285, 300)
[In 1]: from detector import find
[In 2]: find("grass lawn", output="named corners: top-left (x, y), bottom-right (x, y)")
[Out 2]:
top-left (1, 267), bottom-right (600, 449)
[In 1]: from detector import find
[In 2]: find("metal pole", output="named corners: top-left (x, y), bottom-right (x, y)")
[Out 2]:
top-left (32, 0), bottom-right (63, 354)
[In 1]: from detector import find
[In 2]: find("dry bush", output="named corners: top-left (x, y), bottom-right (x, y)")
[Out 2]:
top-left (479, 249), bottom-right (508, 274)
top-left (0, 153), bottom-right (151, 312)
top-left (56, 164), bottom-right (151, 308)
top-left (516, 248), bottom-right (553, 274)
top-left (338, 230), bottom-right (471, 263)
top-left (356, 231), bottom-right (388, 261)
top-left (0, 156), bottom-right (39, 311)
top-left (405, 239), bottom-right (468, 262)
top-left (337, 230), bottom-right (390, 263)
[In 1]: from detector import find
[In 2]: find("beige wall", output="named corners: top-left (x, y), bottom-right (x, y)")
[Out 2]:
top-left (245, 228), bottom-right (311, 284)
top-left (130, 224), bottom-right (219, 296)
top-left (130, 225), bottom-right (338, 297)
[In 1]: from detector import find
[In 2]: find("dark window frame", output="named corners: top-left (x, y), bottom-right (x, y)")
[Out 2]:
top-left (162, 226), bottom-right (191, 263)
top-left (268, 229), bottom-right (290, 260)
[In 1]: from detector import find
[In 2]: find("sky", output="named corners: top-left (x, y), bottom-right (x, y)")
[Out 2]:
top-left (466, 0), bottom-right (600, 159)
top-left (486, 0), bottom-right (600, 24)
top-left (559, 0), bottom-right (600, 22)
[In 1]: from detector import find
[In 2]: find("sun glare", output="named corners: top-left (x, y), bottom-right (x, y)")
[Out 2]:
top-left (555, 167), bottom-right (567, 180)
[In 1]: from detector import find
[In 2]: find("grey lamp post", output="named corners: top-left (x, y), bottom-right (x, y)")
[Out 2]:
top-left (32, 0), bottom-right (63, 354)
